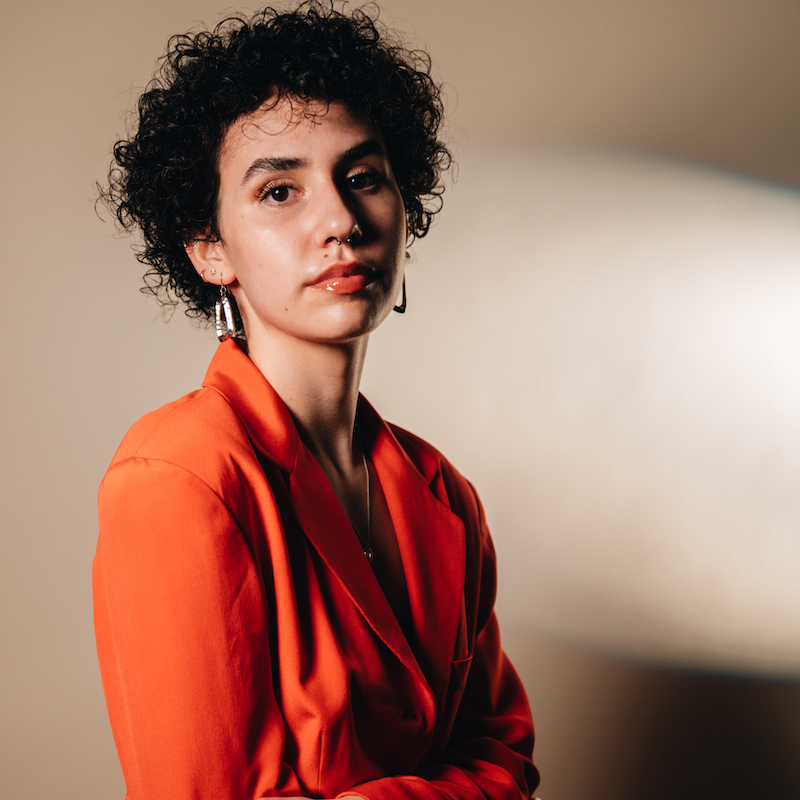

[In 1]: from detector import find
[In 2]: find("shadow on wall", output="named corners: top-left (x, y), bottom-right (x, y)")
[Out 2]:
top-left (504, 626), bottom-right (800, 800)
top-left (360, 143), bottom-right (800, 799)
top-left (367, 145), bottom-right (800, 676)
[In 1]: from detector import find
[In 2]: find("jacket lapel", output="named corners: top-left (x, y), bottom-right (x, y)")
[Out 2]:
top-left (362, 402), bottom-right (467, 702)
top-left (205, 341), bottom-right (467, 700)
top-left (286, 442), bottom-right (424, 681)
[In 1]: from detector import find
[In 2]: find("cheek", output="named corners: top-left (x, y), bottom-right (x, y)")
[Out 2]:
top-left (234, 233), bottom-right (309, 313)
top-left (227, 225), bottom-right (294, 278)
top-left (376, 195), bottom-right (406, 243)
top-left (390, 194), bottom-right (408, 244)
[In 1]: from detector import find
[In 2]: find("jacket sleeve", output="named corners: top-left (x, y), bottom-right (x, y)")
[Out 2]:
top-left (339, 481), bottom-right (539, 800)
top-left (93, 457), bottom-right (301, 800)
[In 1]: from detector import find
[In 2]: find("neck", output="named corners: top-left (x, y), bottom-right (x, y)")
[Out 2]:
top-left (245, 326), bottom-right (368, 476)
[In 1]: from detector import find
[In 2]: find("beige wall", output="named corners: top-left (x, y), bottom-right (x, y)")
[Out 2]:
top-left (3, 1), bottom-right (800, 798)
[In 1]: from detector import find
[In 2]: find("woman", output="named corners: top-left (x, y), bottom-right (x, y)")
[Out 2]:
top-left (94, 4), bottom-right (540, 800)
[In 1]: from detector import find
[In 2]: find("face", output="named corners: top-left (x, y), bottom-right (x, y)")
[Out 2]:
top-left (190, 97), bottom-right (407, 347)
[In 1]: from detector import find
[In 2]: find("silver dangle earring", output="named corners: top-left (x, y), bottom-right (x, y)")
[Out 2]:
top-left (393, 277), bottom-right (407, 314)
top-left (215, 282), bottom-right (239, 341)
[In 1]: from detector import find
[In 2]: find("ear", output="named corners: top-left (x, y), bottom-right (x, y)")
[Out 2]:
top-left (184, 236), bottom-right (236, 285)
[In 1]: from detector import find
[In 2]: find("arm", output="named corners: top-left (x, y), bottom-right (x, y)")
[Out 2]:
top-left (337, 482), bottom-right (539, 800)
top-left (418, 613), bottom-right (538, 800)
top-left (94, 457), bottom-right (301, 800)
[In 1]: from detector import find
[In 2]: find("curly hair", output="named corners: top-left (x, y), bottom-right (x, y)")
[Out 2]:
top-left (101, 0), bottom-right (452, 320)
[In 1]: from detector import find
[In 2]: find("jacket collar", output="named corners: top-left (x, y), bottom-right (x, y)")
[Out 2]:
top-left (203, 339), bottom-right (466, 699)
top-left (202, 338), bottom-right (298, 472)
top-left (202, 339), bottom-right (448, 486)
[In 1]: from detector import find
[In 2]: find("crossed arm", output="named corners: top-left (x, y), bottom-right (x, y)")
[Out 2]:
top-left (94, 459), bottom-right (538, 800)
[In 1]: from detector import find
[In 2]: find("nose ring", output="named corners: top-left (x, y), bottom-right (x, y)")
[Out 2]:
top-left (334, 222), bottom-right (362, 246)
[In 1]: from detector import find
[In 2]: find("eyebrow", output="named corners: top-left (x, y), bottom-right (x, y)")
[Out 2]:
top-left (340, 139), bottom-right (388, 162)
top-left (241, 156), bottom-right (306, 186)
top-left (240, 139), bottom-right (389, 186)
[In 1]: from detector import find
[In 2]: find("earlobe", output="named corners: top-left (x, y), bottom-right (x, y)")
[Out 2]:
top-left (184, 236), bottom-right (233, 284)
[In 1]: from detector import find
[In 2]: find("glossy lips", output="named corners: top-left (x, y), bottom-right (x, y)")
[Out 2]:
top-left (308, 263), bottom-right (375, 294)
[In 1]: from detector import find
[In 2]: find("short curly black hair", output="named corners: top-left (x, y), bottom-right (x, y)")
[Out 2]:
top-left (101, 0), bottom-right (451, 320)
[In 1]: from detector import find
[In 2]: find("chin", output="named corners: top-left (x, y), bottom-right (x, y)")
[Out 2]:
top-left (320, 300), bottom-right (393, 339)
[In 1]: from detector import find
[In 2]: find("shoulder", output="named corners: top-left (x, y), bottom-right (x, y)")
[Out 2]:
top-left (388, 422), bottom-right (483, 524)
top-left (114, 386), bottom-right (246, 459)
top-left (103, 385), bottom-right (255, 498)
top-left (387, 422), bottom-right (441, 465)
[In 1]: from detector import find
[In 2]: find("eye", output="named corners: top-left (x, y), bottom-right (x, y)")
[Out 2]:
top-left (346, 169), bottom-right (383, 191)
top-left (256, 181), bottom-right (295, 204)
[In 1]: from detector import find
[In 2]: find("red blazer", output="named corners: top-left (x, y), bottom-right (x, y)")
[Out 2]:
top-left (94, 339), bottom-right (538, 800)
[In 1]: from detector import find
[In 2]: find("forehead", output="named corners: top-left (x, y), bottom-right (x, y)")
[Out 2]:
top-left (219, 96), bottom-right (377, 165)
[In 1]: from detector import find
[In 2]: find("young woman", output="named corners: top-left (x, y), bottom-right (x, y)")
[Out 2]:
top-left (94, 4), bottom-right (540, 799)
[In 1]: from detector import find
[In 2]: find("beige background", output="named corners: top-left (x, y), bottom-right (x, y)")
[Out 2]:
top-left (3, 1), bottom-right (800, 798)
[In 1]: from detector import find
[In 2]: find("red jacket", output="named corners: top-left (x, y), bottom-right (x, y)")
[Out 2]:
top-left (94, 338), bottom-right (538, 800)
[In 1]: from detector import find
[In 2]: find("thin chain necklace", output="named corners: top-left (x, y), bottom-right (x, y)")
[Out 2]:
top-left (358, 443), bottom-right (374, 563)
top-left (336, 429), bottom-right (374, 562)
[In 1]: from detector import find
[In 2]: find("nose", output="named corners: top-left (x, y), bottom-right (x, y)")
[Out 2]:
top-left (314, 183), bottom-right (361, 248)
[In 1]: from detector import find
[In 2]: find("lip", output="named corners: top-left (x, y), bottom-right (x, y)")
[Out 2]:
top-left (308, 262), bottom-right (377, 294)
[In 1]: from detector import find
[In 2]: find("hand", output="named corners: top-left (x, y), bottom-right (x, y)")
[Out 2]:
top-left (260, 796), bottom-right (362, 800)
top-left (259, 796), bottom-right (310, 800)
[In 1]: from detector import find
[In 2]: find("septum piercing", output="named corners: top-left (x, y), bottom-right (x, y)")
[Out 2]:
top-left (334, 223), bottom-right (361, 245)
